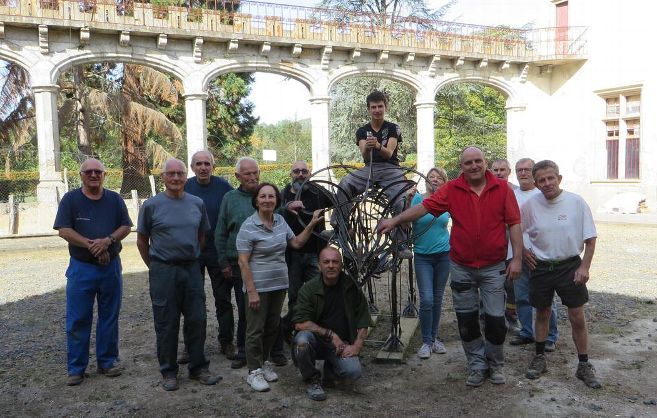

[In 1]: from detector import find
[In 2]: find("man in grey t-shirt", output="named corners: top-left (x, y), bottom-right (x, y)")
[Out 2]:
top-left (137, 158), bottom-right (220, 392)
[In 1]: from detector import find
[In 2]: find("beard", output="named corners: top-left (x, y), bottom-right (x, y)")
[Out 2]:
top-left (291, 179), bottom-right (307, 193)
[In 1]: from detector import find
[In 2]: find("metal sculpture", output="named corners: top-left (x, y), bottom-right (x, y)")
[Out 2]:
top-left (295, 164), bottom-right (434, 352)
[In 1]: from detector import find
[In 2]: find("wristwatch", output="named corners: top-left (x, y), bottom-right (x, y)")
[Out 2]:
top-left (108, 235), bottom-right (117, 244)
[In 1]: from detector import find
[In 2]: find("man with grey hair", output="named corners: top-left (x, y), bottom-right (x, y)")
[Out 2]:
top-left (137, 158), bottom-right (220, 391)
top-left (214, 156), bottom-right (260, 368)
top-left (54, 158), bottom-right (132, 386)
top-left (177, 150), bottom-right (233, 364)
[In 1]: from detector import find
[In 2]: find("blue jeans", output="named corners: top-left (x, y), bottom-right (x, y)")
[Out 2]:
top-left (65, 257), bottom-right (122, 376)
top-left (414, 251), bottom-right (450, 344)
top-left (292, 331), bottom-right (362, 383)
top-left (514, 264), bottom-right (559, 343)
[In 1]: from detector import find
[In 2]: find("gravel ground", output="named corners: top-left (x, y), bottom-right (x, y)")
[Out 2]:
top-left (1, 222), bottom-right (657, 417)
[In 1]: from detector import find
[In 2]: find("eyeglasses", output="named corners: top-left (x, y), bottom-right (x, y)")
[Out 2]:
top-left (80, 169), bottom-right (104, 176)
top-left (164, 171), bottom-right (186, 178)
top-left (292, 169), bottom-right (309, 175)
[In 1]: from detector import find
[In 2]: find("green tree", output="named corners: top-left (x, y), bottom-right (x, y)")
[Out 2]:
top-left (435, 83), bottom-right (507, 177)
top-left (206, 73), bottom-right (259, 165)
top-left (0, 63), bottom-right (35, 173)
top-left (251, 119), bottom-right (311, 164)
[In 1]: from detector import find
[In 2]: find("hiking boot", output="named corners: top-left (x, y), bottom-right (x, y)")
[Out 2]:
top-left (526, 354), bottom-right (547, 379)
top-left (66, 374), bottom-right (84, 386)
top-left (246, 368), bottom-right (270, 392)
top-left (220, 343), bottom-right (236, 360)
top-left (270, 353), bottom-right (288, 367)
top-left (177, 349), bottom-right (189, 365)
top-left (510, 335), bottom-right (535, 346)
top-left (432, 339), bottom-right (447, 354)
top-left (231, 357), bottom-right (247, 369)
top-left (306, 377), bottom-right (327, 401)
top-left (545, 341), bottom-right (556, 352)
top-left (262, 362), bottom-right (279, 382)
top-left (162, 376), bottom-right (178, 391)
top-left (190, 368), bottom-right (222, 385)
top-left (576, 362), bottom-right (602, 389)
top-left (98, 362), bottom-right (123, 377)
top-left (417, 343), bottom-right (431, 359)
top-left (489, 368), bottom-right (506, 385)
top-left (465, 369), bottom-right (487, 387)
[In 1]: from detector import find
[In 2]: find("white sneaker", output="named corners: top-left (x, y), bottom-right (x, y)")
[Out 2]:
top-left (246, 368), bottom-right (270, 392)
top-left (263, 362), bottom-right (279, 382)
top-left (417, 343), bottom-right (431, 359)
top-left (432, 339), bottom-right (447, 354)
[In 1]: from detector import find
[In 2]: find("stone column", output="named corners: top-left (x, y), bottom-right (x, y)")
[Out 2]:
top-left (414, 100), bottom-right (436, 177)
top-left (33, 84), bottom-right (65, 203)
top-left (309, 96), bottom-right (331, 174)
top-left (505, 101), bottom-right (527, 183)
top-left (184, 92), bottom-right (208, 172)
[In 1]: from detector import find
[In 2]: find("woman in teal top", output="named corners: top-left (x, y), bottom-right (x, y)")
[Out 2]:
top-left (409, 167), bottom-right (451, 359)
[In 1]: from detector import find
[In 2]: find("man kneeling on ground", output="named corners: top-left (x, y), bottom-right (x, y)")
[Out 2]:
top-left (292, 247), bottom-right (373, 401)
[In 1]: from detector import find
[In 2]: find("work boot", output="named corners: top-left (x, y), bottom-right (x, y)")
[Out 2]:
top-left (526, 354), bottom-right (547, 379)
top-left (489, 368), bottom-right (506, 385)
top-left (162, 376), bottom-right (178, 391)
top-left (306, 376), bottom-right (327, 401)
top-left (576, 362), bottom-right (602, 389)
top-left (66, 374), bottom-right (84, 386)
top-left (465, 369), bottom-right (486, 387)
top-left (190, 368), bottom-right (222, 385)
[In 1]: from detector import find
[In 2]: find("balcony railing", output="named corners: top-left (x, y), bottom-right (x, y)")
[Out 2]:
top-left (0, 0), bottom-right (587, 62)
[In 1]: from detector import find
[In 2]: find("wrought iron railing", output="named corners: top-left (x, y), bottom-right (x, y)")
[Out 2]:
top-left (0, 0), bottom-right (587, 61)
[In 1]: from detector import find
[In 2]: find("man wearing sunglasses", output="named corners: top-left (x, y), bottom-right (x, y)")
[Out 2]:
top-left (54, 158), bottom-right (132, 386)
top-left (269, 160), bottom-right (332, 365)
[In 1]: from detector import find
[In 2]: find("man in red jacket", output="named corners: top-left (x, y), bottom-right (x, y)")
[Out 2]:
top-left (379, 147), bottom-right (522, 387)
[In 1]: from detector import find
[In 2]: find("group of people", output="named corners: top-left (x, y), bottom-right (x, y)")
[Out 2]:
top-left (54, 90), bottom-right (601, 402)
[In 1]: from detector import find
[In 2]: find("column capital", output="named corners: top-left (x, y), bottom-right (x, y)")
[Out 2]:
top-left (414, 100), bottom-right (436, 109)
top-left (309, 96), bottom-right (331, 105)
top-left (184, 92), bottom-right (209, 101)
top-left (32, 84), bottom-right (59, 94)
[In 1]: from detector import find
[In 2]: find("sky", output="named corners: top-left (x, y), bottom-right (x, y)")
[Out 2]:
top-left (248, 0), bottom-right (538, 124)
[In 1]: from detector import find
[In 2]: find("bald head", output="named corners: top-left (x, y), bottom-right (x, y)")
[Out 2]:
top-left (162, 158), bottom-right (186, 174)
top-left (459, 147), bottom-right (487, 185)
top-left (190, 150), bottom-right (214, 184)
top-left (319, 247), bottom-right (342, 285)
top-left (80, 158), bottom-right (105, 172)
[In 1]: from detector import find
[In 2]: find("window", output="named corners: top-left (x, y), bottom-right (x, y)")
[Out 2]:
top-left (606, 121), bottom-right (619, 179)
top-left (605, 98), bottom-right (619, 117)
top-left (626, 95), bottom-right (640, 114)
top-left (626, 119), bottom-right (640, 179)
top-left (596, 86), bottom-right (642, 180)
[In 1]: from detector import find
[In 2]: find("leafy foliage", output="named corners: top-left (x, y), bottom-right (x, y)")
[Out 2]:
top-left (250, 119), bottom-right (311, 165)
top-left (435, 83), bottom-right (507, 177)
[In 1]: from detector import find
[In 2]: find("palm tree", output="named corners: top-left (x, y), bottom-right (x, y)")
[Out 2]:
top-left (0, 62), bottom-right (35, 173)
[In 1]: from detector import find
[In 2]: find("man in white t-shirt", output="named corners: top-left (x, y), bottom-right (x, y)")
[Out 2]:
top-left (508, 158), bottom-right (559, 350)
top-left (521, 160), bottom-right (601, 389)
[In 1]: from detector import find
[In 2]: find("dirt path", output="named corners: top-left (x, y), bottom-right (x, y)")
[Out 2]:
top-left (1, 223), bottom-right (657, 417)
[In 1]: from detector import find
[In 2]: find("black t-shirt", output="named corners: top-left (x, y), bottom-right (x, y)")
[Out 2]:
top-left (281, 183), bottom-right (332, 254)
top-left (355, 120), bottom-right (402, 165)
top-left (319, 281), bottom-right (351, 343)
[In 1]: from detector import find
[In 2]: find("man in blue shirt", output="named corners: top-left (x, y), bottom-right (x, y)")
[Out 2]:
top-left (53, 158), bottom-right (132, 386)
top-left (177, 150), bottom-right (233, 363)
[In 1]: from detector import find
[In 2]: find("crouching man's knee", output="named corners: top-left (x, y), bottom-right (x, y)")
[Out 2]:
top-left (336, 357), bottom-right (363, 383)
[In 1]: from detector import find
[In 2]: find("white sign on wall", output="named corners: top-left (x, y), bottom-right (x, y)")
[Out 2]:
top-left (262, 149), bottom-right (277, 162)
